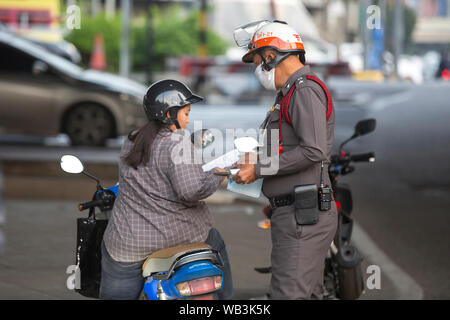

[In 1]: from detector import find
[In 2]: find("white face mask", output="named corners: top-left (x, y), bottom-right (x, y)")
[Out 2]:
top-left (254, 64), bottom-right (276, 91)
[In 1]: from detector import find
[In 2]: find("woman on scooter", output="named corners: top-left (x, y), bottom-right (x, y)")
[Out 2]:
top-left (100, 79), bottom-right (233, 300)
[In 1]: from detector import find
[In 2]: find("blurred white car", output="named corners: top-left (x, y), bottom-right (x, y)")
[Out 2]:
top-left (340, 42), bottom-right (425, 83)
top-left (398, 55), bottom-right (424, 84)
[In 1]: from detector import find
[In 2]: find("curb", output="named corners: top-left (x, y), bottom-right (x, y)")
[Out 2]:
top-left (352, 222), bottom-right (424, 300)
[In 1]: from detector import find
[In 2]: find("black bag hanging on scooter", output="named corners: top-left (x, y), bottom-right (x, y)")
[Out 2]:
top-left (75, 206), bottom-right (108, 298)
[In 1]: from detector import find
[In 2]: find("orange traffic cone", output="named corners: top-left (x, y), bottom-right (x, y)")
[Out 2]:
top-left (90, 33), bottom-right (106, 70)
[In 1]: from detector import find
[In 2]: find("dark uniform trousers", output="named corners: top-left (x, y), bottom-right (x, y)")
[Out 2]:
top-left (270, 204), bottom-right (337, 299)
top-left (254, 65), bottom-right (338, 300)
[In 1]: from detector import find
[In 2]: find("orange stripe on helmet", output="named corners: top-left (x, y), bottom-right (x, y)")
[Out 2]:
top-left (252, 36), bottom-right (304, 51)
top-left (243, 36), bottom-right (304, 63)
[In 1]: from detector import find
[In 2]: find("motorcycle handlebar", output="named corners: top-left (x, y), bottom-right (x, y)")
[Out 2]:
top-left (350, 152), bottom-right (375, 162)
top-left (78, 199), bottom-right (104, 211)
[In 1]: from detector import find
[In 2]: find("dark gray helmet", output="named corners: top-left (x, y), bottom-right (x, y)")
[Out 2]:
top-left (143, 79), bottom-right (203, 128)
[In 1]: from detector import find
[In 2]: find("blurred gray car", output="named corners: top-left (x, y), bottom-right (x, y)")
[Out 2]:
top-left (0, 31), bottom-right (147, 146)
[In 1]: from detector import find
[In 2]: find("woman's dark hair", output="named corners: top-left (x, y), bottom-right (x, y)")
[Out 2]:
top-left (123, 120), bottom-right (164, 170)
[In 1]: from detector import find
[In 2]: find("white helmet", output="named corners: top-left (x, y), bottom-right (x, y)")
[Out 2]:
top-left (233, 20), bottom-right (305, 64)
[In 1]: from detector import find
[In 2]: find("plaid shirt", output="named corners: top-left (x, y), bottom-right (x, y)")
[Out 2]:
top-left (103, 127), bottom-right (222, 262)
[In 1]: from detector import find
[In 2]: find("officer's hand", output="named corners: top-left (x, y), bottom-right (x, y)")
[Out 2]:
top-left (232, 153), bottom-right (257, 184)
top-left (232, 164), bottom-right (257, 184)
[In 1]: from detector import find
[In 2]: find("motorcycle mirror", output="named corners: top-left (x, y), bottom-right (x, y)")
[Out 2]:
top-left (339, 118), bottom-right (376, 153)
top-left (353, 118), bottom-right (376, 138)
top-left (60, 154), bottom-right (102, 189)
top-left (191, 129), bottom-right (215, 148)
top-left (60, 155), bottom-right (84, 174)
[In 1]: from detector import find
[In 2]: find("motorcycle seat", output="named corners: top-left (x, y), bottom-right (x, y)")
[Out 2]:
top-left (142, 242), bottom-right (213, 278)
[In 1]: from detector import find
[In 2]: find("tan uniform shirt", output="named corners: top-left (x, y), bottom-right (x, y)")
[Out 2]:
top-left (255, 65), bottom-right (336, 199)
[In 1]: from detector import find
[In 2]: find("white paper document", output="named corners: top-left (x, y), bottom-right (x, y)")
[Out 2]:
top-left (202, 137), bottom-right (262, 172)
top-left (201, 149), bottom-right (240, 172)
top-left (202, 137), bottom-right (264, 198)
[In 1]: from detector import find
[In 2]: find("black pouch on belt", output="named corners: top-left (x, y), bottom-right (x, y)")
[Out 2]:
top-left (293, 184), bottom-right (319, 225)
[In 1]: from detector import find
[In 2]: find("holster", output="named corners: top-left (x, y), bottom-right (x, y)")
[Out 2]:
top-left (293, 184), bottom-right (319, 225)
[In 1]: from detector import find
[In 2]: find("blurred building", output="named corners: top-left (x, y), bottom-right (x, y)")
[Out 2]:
top-left (303, 0), bottom-right (360, 43)
top-left (210, 0), bottom-right (322, 43)
top-left (211, 0), bottom-right (339, 64)
top-left (90, 0), bottom-right (196, 16)
top-left (406, 0), bottom-right (450, 45)
top-left (301, 0), bottom-right (362, 64)
top-left (0, 0), bottom-right (61, 41)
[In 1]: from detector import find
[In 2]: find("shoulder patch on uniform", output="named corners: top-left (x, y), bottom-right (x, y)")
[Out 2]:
top-left (296, 76), bottom-right (305, 85)
top-left (294, 77), bottom-right (322, 94)
top-left (295, 76), bottom-right (316, 90)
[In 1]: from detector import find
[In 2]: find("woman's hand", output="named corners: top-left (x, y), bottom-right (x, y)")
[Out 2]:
top-left (214, 167), bottom-right (228, 182)
top-left (232, 153), bottom-right (258, 184)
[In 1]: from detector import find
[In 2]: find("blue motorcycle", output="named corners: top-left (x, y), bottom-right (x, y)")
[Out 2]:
top-left (60, 154), bottom-right (224, 300)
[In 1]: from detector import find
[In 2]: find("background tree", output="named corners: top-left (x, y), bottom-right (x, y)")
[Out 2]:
top-left (65, 5), bottom-right (228, 73)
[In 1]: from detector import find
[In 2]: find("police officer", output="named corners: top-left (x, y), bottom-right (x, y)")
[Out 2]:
top-left (232, 21), bottom-right (338, 300)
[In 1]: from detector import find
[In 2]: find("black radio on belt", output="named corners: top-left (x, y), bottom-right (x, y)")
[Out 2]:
top-left (319, 186), bottom-right (332, 211)
top-left (318, 161), bottom-right (332, 211)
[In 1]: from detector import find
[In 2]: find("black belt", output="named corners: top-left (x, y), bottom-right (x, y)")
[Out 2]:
top-left (269, 190), bottom-right (335, 209)
top-left (269, 194), bottom-right (294, 209)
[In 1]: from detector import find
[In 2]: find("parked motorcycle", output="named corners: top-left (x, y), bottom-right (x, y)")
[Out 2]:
top-left (255, 118), bottom-right (376, 300)
top-left (60, 152), bottom-right (224, 300)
